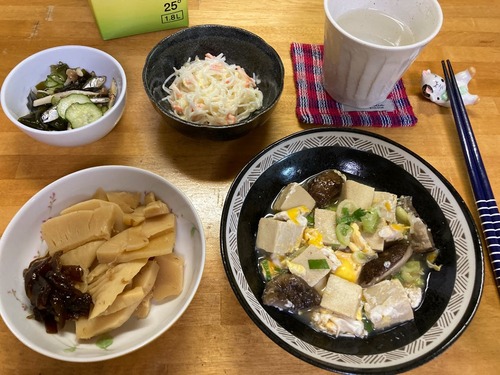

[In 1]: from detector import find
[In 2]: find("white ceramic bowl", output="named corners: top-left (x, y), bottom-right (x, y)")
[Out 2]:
top-left (0, 166), bottom-right (205, 362)
top-left (0, 46), bottom-right (127, 147)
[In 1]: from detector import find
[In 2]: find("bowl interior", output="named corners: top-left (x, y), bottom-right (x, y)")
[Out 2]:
top-left (0, 166), bottom-right (205, 362)
top-left (1, 46), bottom-right (126, 139)
top-left (142, 25), bottom-right (284, 131)
top-left (2, 46), bottom-right (125, 119)
top-left (238, 146), bottom-right (456, 354)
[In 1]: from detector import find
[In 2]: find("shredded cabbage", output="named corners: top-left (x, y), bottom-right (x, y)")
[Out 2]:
top-left (162, 53), bottom-right (264, 125)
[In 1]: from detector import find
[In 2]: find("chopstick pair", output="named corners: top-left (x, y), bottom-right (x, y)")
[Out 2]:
top-left (441, 60), bottom-right (500, 293)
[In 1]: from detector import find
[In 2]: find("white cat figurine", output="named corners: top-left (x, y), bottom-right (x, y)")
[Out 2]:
top-left (421, 67), bottom-right (479, 107)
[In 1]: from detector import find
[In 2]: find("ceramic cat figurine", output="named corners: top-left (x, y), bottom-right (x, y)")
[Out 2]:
top-left (421, 67), bottom-right (479, 107)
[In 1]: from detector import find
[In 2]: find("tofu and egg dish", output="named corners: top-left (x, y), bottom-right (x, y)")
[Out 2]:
top-left (256, 169), bottom-right (441, 338)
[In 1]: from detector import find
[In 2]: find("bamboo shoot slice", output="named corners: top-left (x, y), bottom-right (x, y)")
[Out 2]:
top-left (144, 200), bottom-right (170, 218)
top-left (76, 301), bottom-right (140, 340)
top-left (60, 199), bottom-right (125, 233)
top-left (89, 258), bottom-right (148, 319)
top-left (59, 199), bottom-right (121, 215)
top-left (92, 187), bottom-right (108, 201)
top-left (123, 206), bottom-right (146, 227)
top-left (101, 286), bottom-right (145, 316)
top-left (42, 206), bottom-right (116, 254)
top-left (59, 240), bottom-right (105, 269)
top-left (142, 213), bottom-right (175, 238)
top-left (153, 253), bottom-right (184, 301)
top-left (144, 192), bottom-right (156, 205)
top-left (134, 292), bottom-right (153, 319)
top-left (116, 232), bottom-right (174, 263)
top-left (106, 191), bottom-right (141, 213)
top-left (96, 226), bottom-right (149, 263)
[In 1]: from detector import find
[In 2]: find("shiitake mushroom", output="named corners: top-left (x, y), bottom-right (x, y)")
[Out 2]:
top-left (358, 239), bottom-right (413, 287)
top-left (306, 170), bottom-right (344, 208)
top-left (262, 272), bottom-right (321, 313)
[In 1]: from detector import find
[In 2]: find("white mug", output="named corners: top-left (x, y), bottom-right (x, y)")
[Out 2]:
top-left (323, 0), bottom-right (443, 108)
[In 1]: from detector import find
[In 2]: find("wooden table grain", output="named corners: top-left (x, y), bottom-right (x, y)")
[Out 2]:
top-left (0, 1), bottom-right (499, 374)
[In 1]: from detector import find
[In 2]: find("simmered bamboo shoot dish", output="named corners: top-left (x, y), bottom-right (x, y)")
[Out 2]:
top-left (23, 189), bottom-right (184, 339)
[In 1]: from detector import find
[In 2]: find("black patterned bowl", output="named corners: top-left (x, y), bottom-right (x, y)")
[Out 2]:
top-left (220, 128), bottom-right (483, 374)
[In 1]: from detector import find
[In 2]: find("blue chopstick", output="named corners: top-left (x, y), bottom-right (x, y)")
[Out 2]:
top-left (442, 60), bottom-right (500, 293)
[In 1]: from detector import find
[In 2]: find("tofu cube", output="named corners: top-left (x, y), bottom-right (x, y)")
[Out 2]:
top-left (288, 245), bottom-right (336, 287)
top-left (361, 221), bottom-right (385, 251)
top-left (314, 208), bottom-right (340, 246)
top-left (372, 191), bottom-right (397, 223)
top-left (255, 217), bottom-right (304, 255)
top-left (272, 183), bottom-right (316, 211)
top-left (339, 180), bottom-right (375, 209)
top-left (363, 279), bottom-right (414, 330)
top-left (320, 274), bottom-right (362, 320)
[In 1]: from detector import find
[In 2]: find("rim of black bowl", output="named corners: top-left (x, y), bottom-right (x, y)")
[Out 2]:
top-left (219, 128), bottom-right (484, 374)
top-left (142, 24), bottom-right (285, 133)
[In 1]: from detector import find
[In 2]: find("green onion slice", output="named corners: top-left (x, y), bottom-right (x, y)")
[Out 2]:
top-left (336, 223), bottom-right (353, 246)
top-left (308, 258), bottom-right (330, 270)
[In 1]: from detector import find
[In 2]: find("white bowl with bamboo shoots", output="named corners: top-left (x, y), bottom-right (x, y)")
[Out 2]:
top-left (0, 45), bottom-right (126, 147)
top-left (0, 166), bottom-right (205, 362)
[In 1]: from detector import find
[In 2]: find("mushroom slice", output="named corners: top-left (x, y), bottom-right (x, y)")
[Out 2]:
top-left (262, 272), bottom-right (321, 313)
top-left (304, 169), bottom-right (346, 208)
top-left (398, 196), bottom-right (436, 253)
top-left (358, 239), bottom-right (413, 287)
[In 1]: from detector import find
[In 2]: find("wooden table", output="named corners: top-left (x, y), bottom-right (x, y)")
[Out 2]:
top-left (0, 1), bottom-right (499, 374)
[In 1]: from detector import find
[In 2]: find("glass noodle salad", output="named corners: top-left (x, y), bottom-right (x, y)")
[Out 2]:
top-left (162, 53), bottom-right (263, 125)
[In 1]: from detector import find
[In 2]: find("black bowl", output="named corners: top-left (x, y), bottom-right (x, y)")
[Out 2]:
top-left (142, 24), bottom-right (284, 140)
top-left (220, 129), bottom-right (484, 374)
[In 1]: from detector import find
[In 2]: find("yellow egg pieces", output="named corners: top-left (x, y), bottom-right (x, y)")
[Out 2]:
top-left (333, 250), bottom-right (361, 283)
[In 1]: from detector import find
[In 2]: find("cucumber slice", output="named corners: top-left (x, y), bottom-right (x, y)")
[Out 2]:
top-left (51, 96), bottom-right (61, 106)
top-left (360, 209), bottom-right (380, 233)
top-left (65, 102), bottom-right (103, 128)
top-left (57, 94), bottom-right (92, 119)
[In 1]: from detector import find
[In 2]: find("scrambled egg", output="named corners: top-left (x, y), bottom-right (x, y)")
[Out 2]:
top-left (311, 309), bottom-right (367, 338)
top-left (378, 223), bottom-right (407, 241)
top-left (274, 205), bottom-right (310, 226)
top-left (303, 227), bottom-right (323, 247)
top-left (348, 223), bottom-right (373, 254)
top-left (285, 260), bottom-right (306, 278)
top-left (333, 251), bottom-right (361, 283)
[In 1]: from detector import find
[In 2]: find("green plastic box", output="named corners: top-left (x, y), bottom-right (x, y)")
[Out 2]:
top-left (88, 0), bottom-right (189, 40)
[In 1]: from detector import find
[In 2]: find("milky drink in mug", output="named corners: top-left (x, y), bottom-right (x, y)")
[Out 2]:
top-left (323, 0), bottom-right (443, 108)
top-left (336, 8), bottom-right (415, 47)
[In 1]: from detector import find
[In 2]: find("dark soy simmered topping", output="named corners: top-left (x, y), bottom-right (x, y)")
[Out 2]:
top-left (23, 252), bottom-right (93, 333)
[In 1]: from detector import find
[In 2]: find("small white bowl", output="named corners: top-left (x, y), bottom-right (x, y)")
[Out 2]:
top-left (1, 46), bottom-right (127, 147)
top-left (0, 166), bottom-right (205, 362)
